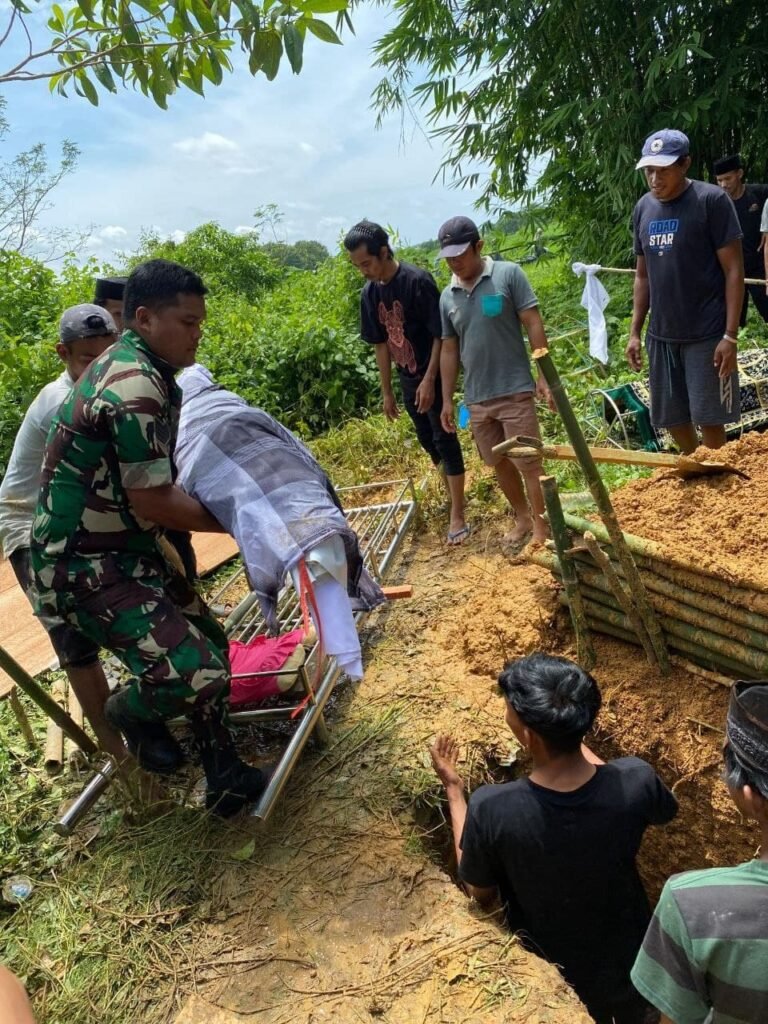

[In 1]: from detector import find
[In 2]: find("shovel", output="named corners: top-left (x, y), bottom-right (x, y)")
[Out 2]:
top-left (491, 435), bottom-right (749, 480)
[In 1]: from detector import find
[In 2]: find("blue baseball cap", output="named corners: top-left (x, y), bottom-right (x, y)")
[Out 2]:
top-left (636, 129), bottom-right (690, 169)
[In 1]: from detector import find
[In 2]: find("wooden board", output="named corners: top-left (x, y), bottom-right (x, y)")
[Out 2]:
top-left (0, 532), bottom-right (241, 689)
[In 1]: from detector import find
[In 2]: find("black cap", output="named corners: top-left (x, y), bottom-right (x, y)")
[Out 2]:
top-left (713, 154), bottom-right (743, 176)
top-left (437, 216), bottom-right (481, 258)
top-left (726, 681), bottom-right (768, 782)
top-left (59, 303), bottom-right (117, 344)
top-left (93, 276), bottom-right (128, 303)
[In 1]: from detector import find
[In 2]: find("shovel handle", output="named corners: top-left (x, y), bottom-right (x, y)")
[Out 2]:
top-left (491, 437), bottom-right (683, 469)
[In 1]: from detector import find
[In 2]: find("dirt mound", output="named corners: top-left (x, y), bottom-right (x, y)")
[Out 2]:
top-left (611, 431), bottom-right (768, 589)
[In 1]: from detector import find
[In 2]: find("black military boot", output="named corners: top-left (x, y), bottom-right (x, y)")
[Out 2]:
top-left (192, 713), bottom-right (270, 818)
top-left (104, 687), bottom-right (185, 774)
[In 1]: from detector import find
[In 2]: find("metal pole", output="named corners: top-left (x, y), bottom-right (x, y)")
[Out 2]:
top-left (53, 760), bottom-right (118, 836)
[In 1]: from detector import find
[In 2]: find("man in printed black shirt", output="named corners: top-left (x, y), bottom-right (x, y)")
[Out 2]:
top-left (713, 153), bottom-right (768, 326)
top-left (345, 220), bottom-right (468, 544)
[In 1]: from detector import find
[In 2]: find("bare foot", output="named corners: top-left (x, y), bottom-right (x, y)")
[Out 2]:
top-left (501, 518), bottom-right (533, 548)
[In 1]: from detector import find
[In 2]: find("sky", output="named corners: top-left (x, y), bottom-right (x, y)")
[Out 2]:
top-left (0, 7), bottom-right (487, 265)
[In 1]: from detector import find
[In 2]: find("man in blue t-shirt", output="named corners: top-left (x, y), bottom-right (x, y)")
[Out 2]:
top-left (430, 653), bottom-right (678, 1024)
top-left (345, 220), bottom-right (468, 545)
top-left (626, 129), bottom-right (744, 453)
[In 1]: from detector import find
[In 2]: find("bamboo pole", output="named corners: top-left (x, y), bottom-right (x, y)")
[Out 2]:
top-left (8, 689), bottom-right (37, 748)
top-left (582, 531), bottom-right (657, 664)
top-left (541, 476), bottom-right (595, 669)
top-left (44, 679), bottom-right (66, 774)
top-left (564, 512), bottom-right (768, 599)
top-left (570, 549), bottom-right (768, 636)
top-left (597, 266), bottom-right (767, 286)
top-left (0, 645), bottom-right (97, 755)
top-left (568, 554), bottom-right (768, 652)
top-left (560, 595), bottom-right (762, 678)
top-left (534, 347), bottom-right (670, 672)
top-left (65, 686), bottom-right (87, 766)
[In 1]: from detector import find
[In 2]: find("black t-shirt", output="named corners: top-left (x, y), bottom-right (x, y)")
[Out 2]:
top-left (359, 261), bottom-right (443, 379)
top-left (633, 179), bottom-right (742, 344)
top-left (458, 757), bottom-right (678, 1010)
top-left (732, 184), bottom-right (768, 275)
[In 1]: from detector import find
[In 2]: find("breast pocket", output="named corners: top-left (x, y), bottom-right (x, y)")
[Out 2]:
top-left (481, 293), bottom-right (504, 317)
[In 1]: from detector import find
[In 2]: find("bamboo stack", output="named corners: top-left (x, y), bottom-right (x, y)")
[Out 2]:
top-left (529, 512), bottom-right (768, 680)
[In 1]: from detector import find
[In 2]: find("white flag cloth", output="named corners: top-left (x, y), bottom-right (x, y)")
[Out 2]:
top-left (572, 262), bottom-right (610, 364)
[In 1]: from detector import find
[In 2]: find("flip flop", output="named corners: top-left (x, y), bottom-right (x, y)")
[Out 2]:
top-left (447, 524), bottom-right (471, 546)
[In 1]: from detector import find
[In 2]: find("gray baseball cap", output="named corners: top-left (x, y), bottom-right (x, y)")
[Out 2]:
top-left (59, 303), bottom-right (118, 344)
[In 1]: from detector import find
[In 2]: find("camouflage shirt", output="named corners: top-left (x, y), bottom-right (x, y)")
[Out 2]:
top-left (31, 330), bottom-right (181, 570)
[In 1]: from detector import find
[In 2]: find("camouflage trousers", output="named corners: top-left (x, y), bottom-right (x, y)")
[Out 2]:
top-left (33, 550), bottom-right (230, 724)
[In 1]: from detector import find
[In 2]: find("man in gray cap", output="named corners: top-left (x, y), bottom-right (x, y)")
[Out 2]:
top-left (0, 304), bottom-right (126, 759)
top-left (93, 275), bottom-right (127, 333)
top-left (437, 215), bottom-right (555, 549)
top-left (627, 128), bottom-right (744, 453)
top-left (713, 153), bottom-right (768, 325)
top-left (632, 680), bottom-right (768, 1022)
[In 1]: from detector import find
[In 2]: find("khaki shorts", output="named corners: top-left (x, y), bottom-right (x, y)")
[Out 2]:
top-left (469, 391), bottom-right (543, 469)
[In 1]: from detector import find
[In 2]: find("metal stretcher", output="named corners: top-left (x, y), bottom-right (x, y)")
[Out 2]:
top-left (54, 479), bottom-right (418, 833)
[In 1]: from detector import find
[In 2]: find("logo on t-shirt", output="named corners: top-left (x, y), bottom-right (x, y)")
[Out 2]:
top-left (647, 218), bottom-right (679, 254)
top-left (378, 299), bottom-right (418, 374)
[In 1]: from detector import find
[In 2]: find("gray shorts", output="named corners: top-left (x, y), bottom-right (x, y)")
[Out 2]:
top-left (646, 336), bottom-right (740, 428)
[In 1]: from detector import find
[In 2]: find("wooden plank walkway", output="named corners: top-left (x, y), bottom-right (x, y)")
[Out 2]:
top-left (0, 533), bottom-right (240, 691)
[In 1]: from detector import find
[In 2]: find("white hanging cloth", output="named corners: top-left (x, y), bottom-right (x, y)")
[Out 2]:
top-left (572, 262), bottom-right (610, 364)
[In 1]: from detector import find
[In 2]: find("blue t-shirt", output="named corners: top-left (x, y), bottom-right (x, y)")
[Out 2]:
top-left (633, 179), bottom-right (742, 344)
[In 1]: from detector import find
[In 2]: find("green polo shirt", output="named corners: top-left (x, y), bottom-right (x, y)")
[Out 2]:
top-left (439, 257), bottom-right (538, 404)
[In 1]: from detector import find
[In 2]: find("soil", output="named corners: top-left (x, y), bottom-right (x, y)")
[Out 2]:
top-left (611, 431), bottom-right (768, 592)
top-left (172, 511), bottom-right (761, 1024)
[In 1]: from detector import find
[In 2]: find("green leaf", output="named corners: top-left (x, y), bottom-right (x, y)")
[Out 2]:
top-left (251, 27), bottom-right (282, 79)
top-left (283, 22), bottom-right (303, 73)
top-left (304, 18), bottom-right (340, 44)
top-left (77, 72), bottom-right (100, 105)
top-left (230, 839), bottom-right (255, 861)
top-left (74, 0), bottom-right (95, 15)
top-left (303, 0), bottom-right (347, 12)
top-left (93, 62), bottom-right (117, 92)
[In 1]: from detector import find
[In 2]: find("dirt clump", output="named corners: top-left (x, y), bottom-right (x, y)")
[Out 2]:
top-left (611, 431), bottom-right (768, 590)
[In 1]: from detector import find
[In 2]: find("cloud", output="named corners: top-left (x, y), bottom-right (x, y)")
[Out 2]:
top-left (234, 225), bottom-right (258, 236)
top-left (173, 132), bottom-right (240, 158)
top-left (299, 142), bottom-right (316, 154)
top-left (167, 229), bottom-right (187, 244)
top-left (100, 225), bottom-right (128, 240)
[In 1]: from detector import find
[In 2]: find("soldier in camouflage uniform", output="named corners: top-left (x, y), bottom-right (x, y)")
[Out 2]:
top-left (31, 259), bottom-right (269, 816)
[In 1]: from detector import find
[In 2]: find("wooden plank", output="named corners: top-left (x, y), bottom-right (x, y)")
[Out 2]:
top-left (191, 532), bottom-right (240, 575)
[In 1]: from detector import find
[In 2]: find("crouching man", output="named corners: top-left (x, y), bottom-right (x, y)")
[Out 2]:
top-left (30, 259), bottom-right (269, 817)
top-left (430, 653), bottom-right (678, 1023)
top-left (631, 680), bottom-right (768, 1023)
top-left (0, 304), bottom-right (126, 759)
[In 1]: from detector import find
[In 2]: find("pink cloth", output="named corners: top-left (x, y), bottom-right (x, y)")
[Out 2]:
top-left (229, 629), bottom-right (305, 706)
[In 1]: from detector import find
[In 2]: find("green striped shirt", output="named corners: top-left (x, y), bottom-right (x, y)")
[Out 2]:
top-left (631, 860), bottom-right (768, 1023)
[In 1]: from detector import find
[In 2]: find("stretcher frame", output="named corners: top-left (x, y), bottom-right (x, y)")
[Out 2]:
top-left (53, 478), bottom-right (418, 833)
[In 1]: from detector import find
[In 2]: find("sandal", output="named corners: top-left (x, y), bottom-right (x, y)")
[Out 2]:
top-left (447, 524), bottom-right (471, 546)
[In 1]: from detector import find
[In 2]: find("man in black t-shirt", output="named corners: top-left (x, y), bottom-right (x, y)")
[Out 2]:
top-left (626, 129), bottom-right (744, 454)
top-left (344, 220), bottom-right (468, 544)
top-left (713, 153), bottom-right (768, 326)
top-left (430, 653), bottom-right (678, 1024)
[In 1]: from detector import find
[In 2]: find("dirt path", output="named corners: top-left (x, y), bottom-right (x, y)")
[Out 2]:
top-left (172, 519), bottom-right (760, 1024)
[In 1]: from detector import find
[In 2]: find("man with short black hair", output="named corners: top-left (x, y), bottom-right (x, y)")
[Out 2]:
top-left (31, 259), bottom-right (269, 817)
top-left (93, 275), bottom-right (128, 333)
top-left (632, 681), bottom-right (768, 1023)
top-left (437, 216), bottom-right (554, 547)
top-left (0, 304), bottom-right (125, 759)
top-left (344, 220), bottom-right (468, 544)
top-left (627, 129), bottom-right (744, 453)
top-left (430, 653), bottom-right (678, 1024)
top-left (713, 153), bottom-right (768, 326)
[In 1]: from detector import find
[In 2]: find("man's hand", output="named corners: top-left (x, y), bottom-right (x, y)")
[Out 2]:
top-left (414, 376), bottom-right (435, 414)
top-left (382, 391), bottom-right (400, 421)
top-left (626, 334), bottom-right (643, 372)
top-left (430, 734), bottom-right (463, 789)
top-left (535, 376), bottom-right (557, 413)
top-left (440, 402), bottom-right (457, 434)
top-left (714, 337), bottom-right (738, 379)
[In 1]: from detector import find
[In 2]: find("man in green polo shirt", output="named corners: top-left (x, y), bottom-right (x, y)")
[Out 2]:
top-left (31, 258), bottom-right (270, 817)
top-left (631, 680), bottom-right (768, 1022)
top-left (438, 216), bottom-right (554, 548)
